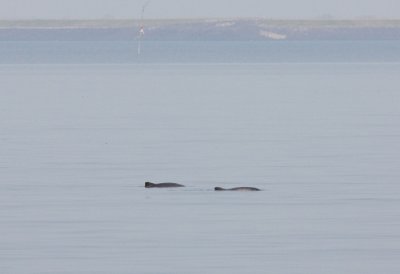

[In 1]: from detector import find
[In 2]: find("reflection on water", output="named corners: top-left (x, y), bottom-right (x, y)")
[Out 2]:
top-left (0, 62), bottom-right (400, 273)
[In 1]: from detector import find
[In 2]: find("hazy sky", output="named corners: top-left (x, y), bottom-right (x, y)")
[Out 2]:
top-left (2, 0), bottom-right (400, 20)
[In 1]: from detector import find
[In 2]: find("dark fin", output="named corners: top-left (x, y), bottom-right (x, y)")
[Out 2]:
top-left (145, 182), bottom-right (155, 188)
top-left (214, 187), bottom-right (226, 191)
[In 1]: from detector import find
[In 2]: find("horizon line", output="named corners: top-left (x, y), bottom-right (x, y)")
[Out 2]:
top-left (1, 16), bottom-right (400, 21)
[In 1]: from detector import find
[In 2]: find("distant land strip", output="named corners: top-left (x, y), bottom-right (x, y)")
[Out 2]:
top-left (1, 19), bottom-right (400, 41)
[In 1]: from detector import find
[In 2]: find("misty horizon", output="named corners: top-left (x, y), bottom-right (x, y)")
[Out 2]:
top-left (2, 0), bottom-right (400, 20)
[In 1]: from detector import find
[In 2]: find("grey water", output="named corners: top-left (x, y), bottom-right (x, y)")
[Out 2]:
top-left (1, 41), bottom-right (400, 273)
top-left (1, 41), bottom-right (400, 64)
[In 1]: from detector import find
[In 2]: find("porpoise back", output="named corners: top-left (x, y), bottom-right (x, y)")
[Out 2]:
top-left (145, 182), bottom-right (185, 188)
top-left (214, 187), bottom-right (260, 191)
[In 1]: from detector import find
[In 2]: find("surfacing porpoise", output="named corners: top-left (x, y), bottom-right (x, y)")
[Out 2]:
top-left (214, 187), bottom-right (260, 191)
top-left (145, 182), bottom-right (185, 188)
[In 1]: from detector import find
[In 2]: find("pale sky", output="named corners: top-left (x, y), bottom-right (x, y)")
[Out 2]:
top-left (1, 0), bottom-right (399, 20)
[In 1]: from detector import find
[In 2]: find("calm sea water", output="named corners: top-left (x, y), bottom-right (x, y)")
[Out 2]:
top-left (1, 41), bottom-right (400, 273)
top-left (1, 41), bottom-right (400, 64)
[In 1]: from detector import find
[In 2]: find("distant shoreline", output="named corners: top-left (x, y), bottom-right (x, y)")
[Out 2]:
top-left (2, 19), bottom-right (400, 28)
top-left (1, 19), bottom-right (400, 41)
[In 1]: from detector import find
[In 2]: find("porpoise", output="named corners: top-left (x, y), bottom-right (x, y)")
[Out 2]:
top-left (214, 187), bottom-right (260, 191)
top-left (145, 182), bottom-right (185, 188)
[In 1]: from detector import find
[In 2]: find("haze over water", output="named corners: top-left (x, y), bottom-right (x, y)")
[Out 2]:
top-left (1, 40), bottom-right (400, 273)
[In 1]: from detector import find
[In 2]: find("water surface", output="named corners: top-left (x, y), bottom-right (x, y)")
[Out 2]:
top-left (1, 42), bottom-right (400, 273)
